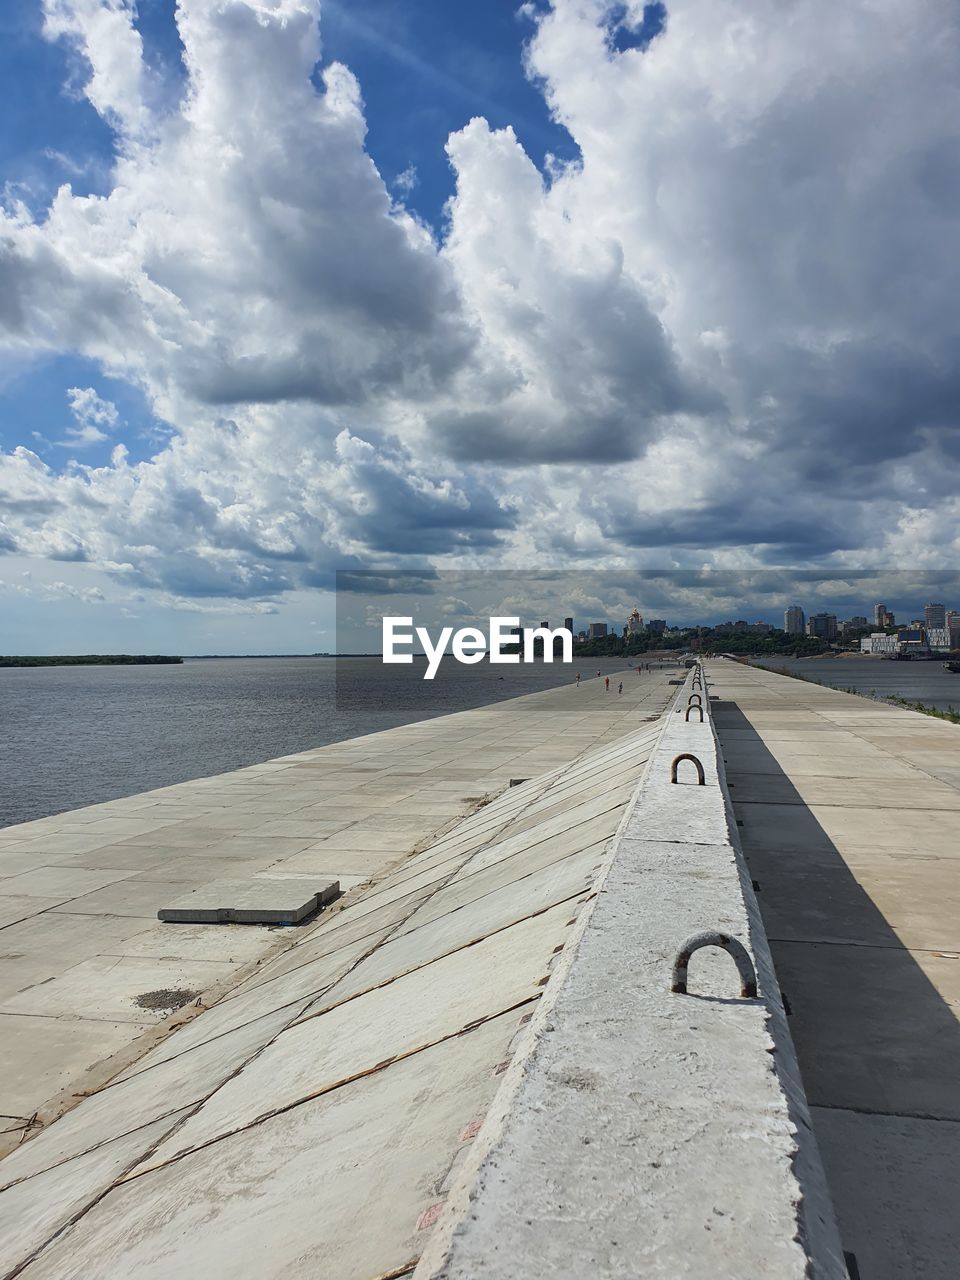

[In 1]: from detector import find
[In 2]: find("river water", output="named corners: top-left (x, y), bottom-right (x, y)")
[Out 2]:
top-left (753, 655), bottom-right (960, 713)
top-left (9, 653), bottom-right (950, 830)
top-left (0, 655), bottom-right (640, 828)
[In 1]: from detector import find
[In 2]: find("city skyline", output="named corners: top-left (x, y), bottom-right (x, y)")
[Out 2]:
top-left (331, 572), bottom-right (960, 658)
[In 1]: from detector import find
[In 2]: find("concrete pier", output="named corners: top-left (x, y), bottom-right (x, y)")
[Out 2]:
top-left (0, 658), bottom-right (957, 1278)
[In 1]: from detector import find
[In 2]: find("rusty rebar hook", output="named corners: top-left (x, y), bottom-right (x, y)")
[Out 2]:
top-left (671, 931), bottom-right (758, 998)
top-left (670, 753), bottom-right (705, 784)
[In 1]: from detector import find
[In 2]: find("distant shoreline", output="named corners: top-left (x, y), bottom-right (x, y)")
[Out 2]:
top-left (0, 652), bottom-right (677, 665)
top-left (0, 655), bottom-right (184, 667)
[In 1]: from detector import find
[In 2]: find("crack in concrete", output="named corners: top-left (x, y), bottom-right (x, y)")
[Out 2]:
top-left (117, 995), bottom-right (542, 1184)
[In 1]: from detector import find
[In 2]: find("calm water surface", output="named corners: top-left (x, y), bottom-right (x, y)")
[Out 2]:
top-left (0, 656), bottom-right (640, 828)
top-left (754, 655), bottom-right (960, 713)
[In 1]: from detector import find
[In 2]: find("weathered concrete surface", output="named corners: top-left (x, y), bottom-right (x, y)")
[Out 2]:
top-left (418, 668), bottom-right (844, 1280)
top-left (709, 659), bottom-right (960, 1280)
top-left (0, 688), bottom-right (674, 1277)
top-left (0, 668), bottom-right (675, 1137)
top-left (21, 658), bottom-right (958, 1278)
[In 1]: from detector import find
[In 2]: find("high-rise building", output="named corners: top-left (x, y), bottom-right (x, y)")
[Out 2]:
top-left (627, 609), bottom-right (643, 633)
top-left (874, 603), bottom-right (887, 627)
top-left (587, 622), bottom-right (607, 639)
top-left (784, 605), bottom-right (805, 635)
top-left (882, 610), bottom-right (895, 628)
top-left (947, 611), bottom-right (960, 648)
top-left (806, 613), bottom-right (838, 640)
top-left (925, 603), bottom-right (946, 630)
top-left (563, 616), bottom-right (574, 634)
top-left (647, 619), bottom-right (667, 636)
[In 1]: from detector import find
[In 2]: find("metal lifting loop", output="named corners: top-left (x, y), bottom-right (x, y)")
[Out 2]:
top-left (685, 705), bottom-right (704, 722)
top-left (671, 931), bottom-right (758, 998)
top-left (670, 753), bottom-right (705, 784)
top-left (687, 693), bottom-right (703, 707)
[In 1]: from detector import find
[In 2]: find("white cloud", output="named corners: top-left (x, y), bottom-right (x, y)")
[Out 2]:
top-left (43, 0), bottom-right (154, 138)
top-left (57, 385), bottom-right (120, 446)
top-left (393, 165), bottom-right (418, 195)
top-left (1, 0), bottom-right (959, 630)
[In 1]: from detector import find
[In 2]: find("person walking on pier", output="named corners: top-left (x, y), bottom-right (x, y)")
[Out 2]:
top-left (604, 676), bottom-right (610, 691)
top-left (618, 680), bottom-right (623, 695)
top-left (576, 672), bottom-right (581, 687)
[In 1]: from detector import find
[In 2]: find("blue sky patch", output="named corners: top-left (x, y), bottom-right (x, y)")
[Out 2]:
top-left (318, 0), bottom-right (579, 230)
top-left (0, 353), bottom-right (164, 469)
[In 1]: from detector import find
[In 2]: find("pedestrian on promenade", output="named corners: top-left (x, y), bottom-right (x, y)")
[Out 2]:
top-left (618, 681), bottom-right (623, 695)
top-left (605, 676), bottom-right (610, 691)
top-left (576, 672), bottom-right (581, 686)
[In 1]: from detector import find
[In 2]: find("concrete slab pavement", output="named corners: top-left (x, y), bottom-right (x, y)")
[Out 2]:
top-left (710, 658), bottom-right (960, 1280)
top-left (0, 707), bottom-right (669, 1278)
top-left (0, 665), bottom-right (676, 1141)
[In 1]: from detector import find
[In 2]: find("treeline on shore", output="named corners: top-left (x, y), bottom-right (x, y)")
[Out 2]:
top-left (571, 627), bottom-right (830, 659)
top-left (0, 655), bottom-right (184, 667)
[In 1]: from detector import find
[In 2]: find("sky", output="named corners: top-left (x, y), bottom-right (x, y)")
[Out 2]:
top-left (0, 0), bottom-right (958, 653)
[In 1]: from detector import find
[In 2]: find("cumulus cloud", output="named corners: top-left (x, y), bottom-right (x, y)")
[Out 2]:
top-left (4, 0), bottom-right (473, 409)
top-left (502, 0), bottom-right (960, 555)
top-left (1, 0), bottom-right (959, 618)
top-left (435, 116), bottom-right (716, 463)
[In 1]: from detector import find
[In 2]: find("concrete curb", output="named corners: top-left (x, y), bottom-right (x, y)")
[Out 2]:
top-left (416, 663), bottom-right (847, 1279)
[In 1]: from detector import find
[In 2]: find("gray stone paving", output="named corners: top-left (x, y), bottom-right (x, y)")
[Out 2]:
top-left (710, 659), bottom-right (960, 1280)
top-left (0, 705), bottom-right (669, 1278)
top-left (0, 666), bottom-right (675, 1142)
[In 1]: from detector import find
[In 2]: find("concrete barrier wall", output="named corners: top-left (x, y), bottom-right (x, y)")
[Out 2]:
top-left (418, 664), bottom-right (847, 1279)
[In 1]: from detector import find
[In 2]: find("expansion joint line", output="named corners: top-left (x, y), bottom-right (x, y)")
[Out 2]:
top-left (294, 884), bottom-right (599, 1031)
top-left (119, 995), bottom-right (542, 1185)
top-left (4, 991), bottom-right (539, 1280)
